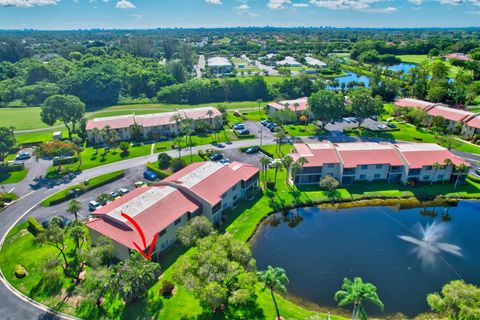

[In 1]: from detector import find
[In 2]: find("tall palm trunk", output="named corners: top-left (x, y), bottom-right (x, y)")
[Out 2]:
top-left (431, 169), bottom-right (437, 185)
top-left (274, 167), bottom-right (279, 186)
top-left (270, 288), bottom-right (281, 319)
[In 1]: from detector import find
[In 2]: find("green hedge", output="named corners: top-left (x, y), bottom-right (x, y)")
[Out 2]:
top-left (41, 170), bottom-right (125, 207)
top-left (27, 216), bottom-right (44, 235)
top-left (7, 164), bottom-right (25, 172)
top-left (232, 130), bottom-right (255, 139)
top-left (53, 156), bottom-right (78, 166)
top-left (259, 146), bottom-right (274, 158)
top-left (146, 162), bottom-right (171, 179)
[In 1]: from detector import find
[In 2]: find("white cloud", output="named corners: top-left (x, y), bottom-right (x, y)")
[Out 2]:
top-left (131, 13), bottom-right (142, 19)
top-left (439, 0), bottom-right (463, 5)
top-left (0, 0), bottom-right (59, 7)
top-left (235, 3), bottom-right (259, 16)
top-left (408, 0), bottom-right (423, 4)
top-left (116, 0), bottom-right (135, 9)
top-left (268, 0), bottom-right (291, 9)
top-left (363, 6), bottom-right (397, 12)
top-left (410, 0), bottom-right (479, 5)
top-left (292, 2), bottom-right (309, 7)
top-left (309, 0), bottom-right (397, 12)
top-left (205, 0), bottom-right (222, 4)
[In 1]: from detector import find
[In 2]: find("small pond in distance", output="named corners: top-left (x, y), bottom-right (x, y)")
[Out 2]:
top-left (250, 201), bottom-right (480, 318)
top-left (385, 62), bottom-right (416, 74)
top-left (331, 72), bottom-right (370, 88)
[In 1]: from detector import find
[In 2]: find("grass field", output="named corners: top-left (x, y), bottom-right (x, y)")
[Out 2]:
top-left (396, 54), bottom-right (429, 64)
top-left (0, 107), bottom-right (61, 130)
top-left (0, 169), bottom-right (28, 184)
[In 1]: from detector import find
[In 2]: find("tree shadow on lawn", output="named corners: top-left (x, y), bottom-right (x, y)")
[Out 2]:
top-left (120, 292), bottom-right (163, 320)
top-left (193, 299), bottom-right (265, 320)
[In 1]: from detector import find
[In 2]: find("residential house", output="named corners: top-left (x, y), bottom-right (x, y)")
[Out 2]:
top-left (291, 142), bottom-right (468, 186)
top-left (207, 56), bottom-right (232, 74)
top-left (86, 107), bottom-right (223, 144)
top-left (266, 97), bottom-right (309, 115)
top-left (86, 161), bottom-right (260, 260)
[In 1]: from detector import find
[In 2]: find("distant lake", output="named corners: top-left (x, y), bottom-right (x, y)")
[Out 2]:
top-left (385, 62), bottom-right (416, 74)
top-left (329, 71), bottom-right (370, 89)
top-left (250, 201), bottom-right (480, 318)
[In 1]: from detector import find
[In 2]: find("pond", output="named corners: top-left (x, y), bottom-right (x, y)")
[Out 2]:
top-left (250, 201), bottom-right (480, 318)
top-left (329, 72), bottom-right (370, 89)
top-left (385, 62), bottom-right (416, 74)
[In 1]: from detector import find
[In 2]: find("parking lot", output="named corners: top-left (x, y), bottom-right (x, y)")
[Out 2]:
top-left (221, 148), bottom-right (266, 168)
top-left (244, 120), bottom-right (275, 140)
top-left (324, 118), bottom-right (391, 132)
top-left (24, 165), bottom-right (145, 226)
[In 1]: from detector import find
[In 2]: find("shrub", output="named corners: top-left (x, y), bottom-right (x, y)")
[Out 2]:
top-left (7, 164), bottom-right (25, 172)
top-left (119, 141), bottom-right (130, 155)
top-left (14, 264), bottom-right (27, 279)
top-left (157, 152), bottom-right (172, 169)
top-left (146, 162), bottom-right (171, 179)
top-left (27, 216), bottom-right (44, 235)
top-left (170, 158), bottom-right (186, 173)
top-left (159, 280), bottom-right (175, 297)
top-left (53, 156), bottom-right (78, 166)
top-left (266, 181), bottom-right (276, 190)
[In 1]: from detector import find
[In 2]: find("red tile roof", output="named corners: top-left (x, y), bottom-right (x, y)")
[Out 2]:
top-left (163, 161), bottom-right (259, 205)
top-left (394, 98), bottom-right (434, 111)
top-left (86, 115), bottom-right (135, 131)
top-left (427, 106), bottom-right (473, 122)
top-left (293, 143), bottom-right (340, 167)
top-left (395, 144), bottom-right (469, 169)
top-left (464, 116), bottom-right (480, 129)
top-left (268, 97), bottom-right (309, 112)
top-left (86, 107), bottom-right (221, 131)
top-left (335, 143), bottom-right (404, 168)
top-left (86, 186), bottom-right (200, 250)
top-left (444, 53), bottom-right (472, 61)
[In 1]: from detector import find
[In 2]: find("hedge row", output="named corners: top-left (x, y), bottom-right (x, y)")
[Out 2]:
top-left (42, 170), bottom-right (125, 206)
top-left (197, 150), bottom-right (210, 161)
top-left (146, 162), bottom-right (171, 179)
top-left (53, 156), bottom-right (78, 166)
top-left (27, 216), bottom-right (44, 235)
top-left (232, 130), bottom-right (255, 139)
top-left (259, 146), bottom-right (275, 158)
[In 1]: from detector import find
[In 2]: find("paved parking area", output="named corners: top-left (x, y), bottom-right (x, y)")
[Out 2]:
top-left (221, 149), bottom-right (266, 168)
top-left (25, 165), bottom-right (145, 225)
top-left (244, 120), bottom-right (275, 141)
top-left (324, 118), bottom-right (389, 132)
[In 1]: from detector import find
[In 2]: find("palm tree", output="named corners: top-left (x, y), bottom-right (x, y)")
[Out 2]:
top-left (282, 155), bottom-right (294, 185)
top-left (259, 156), bottom-right (272, 186)
top-left (170, 114), bottom-right (182, 158)
top-left (442, 158), bottom-right (453, 184)
top-left (206, 109), bottom-right (215, 142)
top-left (67, 199), bottom-right (81, 221)
top-left (182, 118), bottom-right (194, 163)
top-left (454, 163), bottom-right (468, 190)
top-left (274, 127), bottom-right (287, 156)
top-left (91, 127), bottom-right (100, 154)
top-left (272, 161), bottom-right (283, 188)
top-left (334, 277), bottom-right (384, 320)
top-left (431, 162), bottom-right (442, 185)
top-left (257, 266), bottom-right (289, 320)
top-left (256, 98), bottom-right (263, 116)
top-left (293, 102), bottom-right (299, 114)
top-left (99, 128), bottom-right (109, 155)
top-left (108, 129), bottom-right (120, 153)
top-left (296, 156), bottom-right (309, 167)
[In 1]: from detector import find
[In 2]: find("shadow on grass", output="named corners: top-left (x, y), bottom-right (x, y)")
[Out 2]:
top-left (120, 291), bottom-right (163, 320)
top-left (193, 299), bottom-right (265, 320)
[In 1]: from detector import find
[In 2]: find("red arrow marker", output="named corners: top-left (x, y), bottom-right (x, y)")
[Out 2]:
top-left (121, 212), bottom-right (159, 261)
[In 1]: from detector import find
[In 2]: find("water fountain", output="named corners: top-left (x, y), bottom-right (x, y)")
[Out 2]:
top-left (399, 221), bottom-right (462, 268)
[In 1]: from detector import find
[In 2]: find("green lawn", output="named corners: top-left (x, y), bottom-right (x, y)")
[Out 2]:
top-left (261, 143), bottom-right (293, 158)
top-left (285, 123), bottom-right (324, 137)
top-left (79, 143), bottom-right (153, 171)
top-left (0, 107), bottom-right (61, 130)
top-left (0, 169), bottom-right (28, 184)
top-left (396, 54), bottom-right (429, 64)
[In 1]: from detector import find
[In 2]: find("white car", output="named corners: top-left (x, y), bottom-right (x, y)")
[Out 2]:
top-left (377, 124), bottom-right (389, 130)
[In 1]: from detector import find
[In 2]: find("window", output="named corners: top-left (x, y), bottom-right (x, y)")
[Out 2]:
top-left (232, 184), bottom-right (237, 190)
top-left (212, 202), bottom-right (221, 213)
top-left (161, 240), bottom-right (169, 249)
top-left (361, 165), bottom-right (368, 170)
top-left (438, 174), bottom-right (444, 180)
top-left (233, 195), bottom-right (238, 200)
top-left (375, 164), bottom-right (382, 169)
top-left (374, 174), bottom-right (381, 179)
top-left (327, 163), bottom-right (335, 168)
top-left (424, 166), bottom-right (433, 170)
top-left (423, 175), bottom-right (430, 180)
top-left (159, 229), bottom-right (167, 237)
top-left (359, 174), bottom-right (366, 180)
top-left (174, 217), bottom-right (182, 225)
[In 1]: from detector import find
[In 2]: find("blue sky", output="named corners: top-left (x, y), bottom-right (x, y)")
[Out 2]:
top-left (0, 0), bottom-right (479, 29)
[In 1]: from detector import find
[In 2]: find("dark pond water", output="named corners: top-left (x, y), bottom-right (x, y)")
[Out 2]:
top-left (250, 201), bottom-right (480, 318)
top-left (329, 72), bottom-right (370, 89)
top-left (385, 62), bottom-right (416, 74)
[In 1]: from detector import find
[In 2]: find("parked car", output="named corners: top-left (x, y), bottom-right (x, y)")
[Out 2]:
top-left (118, 188), bottom-right (129, 195)
top-left (260, 120), bottom-right (269, 125)
top-left (144, 170), bottom-right (158, 181)
top-left (245, 146), bottom-right (259, 154)
top-left (15, 152), bottom-right (31, 160)
top-left (369, 116), bottom-right (378, 121)
top-left (88, 200), bottom-right (102, 212)
top-left (41, 220), bottom-right (49, 229)
top-left (475, 168), bottom-right (480, 176)
top-left (266, 123), bottom-right (276, 129)
top-left (57, 215), bottom-right (71, 228)
top-left (209, 153), bottom-right (223, 161)
top-left (134, 181), bottom-right (146, 188)
top-left (387, 123), bottom-right (397, 129)
top-left (233, 123), bottom-right (245, 130)
top-left (109, 192), bottom-right (120, 199)
top-left (237, 129), bottom-right (250, 135)
top-left (219, 158), bottom-right (231, 164)
top-left (377, 124), bottom-right (389, 130)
